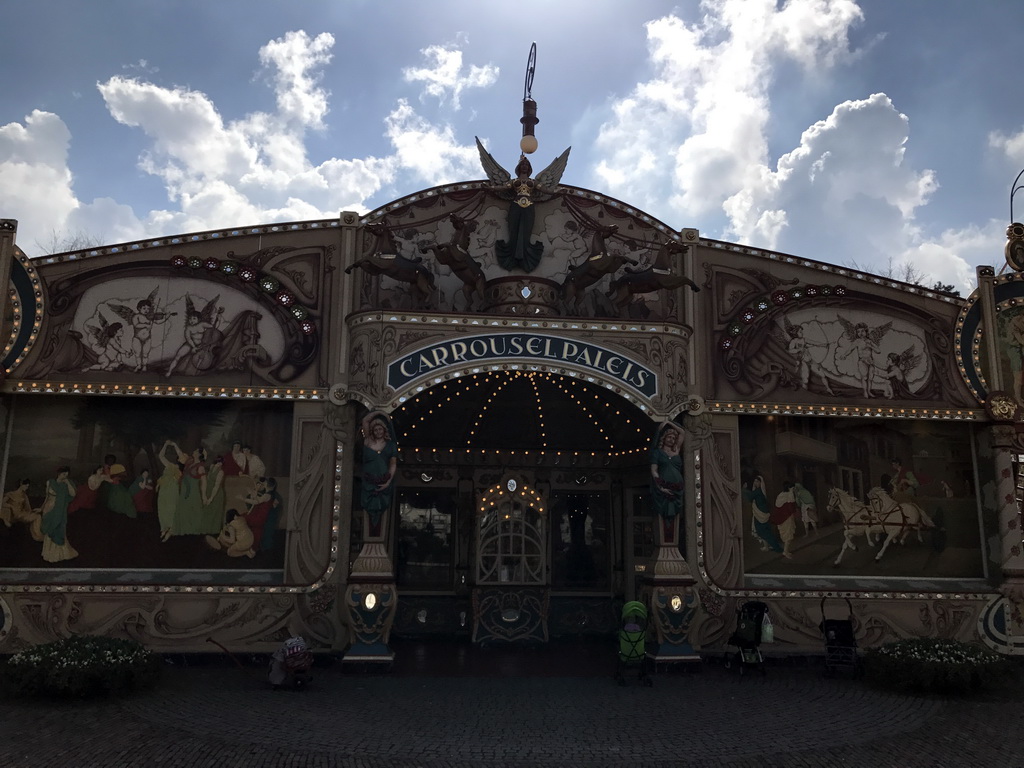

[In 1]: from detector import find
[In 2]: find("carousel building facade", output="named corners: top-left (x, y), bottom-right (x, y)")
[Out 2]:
top-left (1, 135), bottom-right (1023, 663)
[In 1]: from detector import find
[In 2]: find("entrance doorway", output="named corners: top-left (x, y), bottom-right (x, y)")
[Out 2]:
top-left (387, 370), bottom-right (656, 640)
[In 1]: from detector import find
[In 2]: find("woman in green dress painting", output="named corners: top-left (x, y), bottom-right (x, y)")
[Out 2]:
top-left (40, 466), bottom-right (79, 563)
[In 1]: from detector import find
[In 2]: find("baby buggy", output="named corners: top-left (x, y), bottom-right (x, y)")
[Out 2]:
top-left (615, 601), bottom-right (653, 687)
top-left (724, 600), bottom-right (770, 675)
top-left (820, 597), bottom-right (862, 678)
top-left (268, 636), bottom-right (314, 690)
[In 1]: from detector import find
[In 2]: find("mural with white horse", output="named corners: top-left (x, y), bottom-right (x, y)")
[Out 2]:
top-left (828, 487), bottom-right (936, 566)
top-left (738, 414), bottom-right (989, 581)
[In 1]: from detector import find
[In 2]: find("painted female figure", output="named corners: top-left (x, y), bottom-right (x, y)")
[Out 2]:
top-left (174, 446), bottom-right (212, 535)
top-left (1, 478), bottom-right (42, 541)
top-left (39, 467), bottom-right (78, 563)
top-left (67, 466), bottom-right (111, 515)
top-left (200, 456), bottom-right (227, 533)
top-left (360, 410), bottom-right (398, 536)
top-left (129, 469), bottom-right (156, 515)
top-left (649, 421), bottom-right (686, 519)
top-left (156, 440), bottom-right (187, 542)
top-left (743, 475), bottom-right (782, 553)
top-left (105, 463), bottom-right (138, 519)
top-left (243, 477), bottom-right (280, 551)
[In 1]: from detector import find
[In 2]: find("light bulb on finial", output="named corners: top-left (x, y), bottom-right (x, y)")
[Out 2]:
top-left (520, 43), bottom-right (539, 154)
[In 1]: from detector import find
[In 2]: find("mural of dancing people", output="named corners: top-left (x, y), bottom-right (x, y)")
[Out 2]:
top-left (0, 396), bottom-right (292, 582)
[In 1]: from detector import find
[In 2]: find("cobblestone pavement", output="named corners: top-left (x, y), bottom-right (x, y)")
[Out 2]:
top-left (2, 659), bottom-right (1022, 768)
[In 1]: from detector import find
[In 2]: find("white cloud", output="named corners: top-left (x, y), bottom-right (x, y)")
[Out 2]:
top-left (726, 94), bottom-right (938, 251)
top-left (590, 1), bottom-right (976, 289)
top-left (93, 30), bottom-right (402, 235)
top-left (897, 221), bottom-right (1003, 295)
top-left (0, 110), bottom-right (80, 249)
top-left (258, 31), bottom-right (334, 128)
top-left (384, 100), bottom-right (480, 183)
top-left (593, 0), bottom-right (864, 217)
top-left (402, 45), bottom-right (499, 110)
top-left (990, 128), bottom-right (1024, 166)
top-left (80, 33), bottom-right (493, 238)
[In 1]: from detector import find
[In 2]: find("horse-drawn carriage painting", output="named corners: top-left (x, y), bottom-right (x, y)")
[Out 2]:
top-left (739, 414), bottom-right (990, 580)
top-left (0, 395), bottom-right (293, 583)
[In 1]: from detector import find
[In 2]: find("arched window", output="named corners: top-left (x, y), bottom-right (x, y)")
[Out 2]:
top-left (476, 476), bottom-right (547, 585)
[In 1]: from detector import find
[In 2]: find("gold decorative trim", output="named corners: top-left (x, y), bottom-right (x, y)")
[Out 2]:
top-left (348, 309), bottom-right (689, 336)
top-left (5, 382), bottom-right (328, 400)
top-left (32, 218), bottom-right (343, 265)
top-left (708, 401), bottom-right (982, 420)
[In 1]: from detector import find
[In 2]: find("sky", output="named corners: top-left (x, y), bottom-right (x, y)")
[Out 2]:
top-left (1, 0), bottom-right (1023, 295)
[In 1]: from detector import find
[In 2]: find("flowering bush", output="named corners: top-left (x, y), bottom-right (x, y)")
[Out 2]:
top-left (863, 638), bottom-right (1011, 695)
top-left (1, 635), bottom-right (162, 699)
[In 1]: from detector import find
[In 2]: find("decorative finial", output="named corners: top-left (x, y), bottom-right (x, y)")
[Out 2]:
top-left (520, 43), bottom-right (538, 155)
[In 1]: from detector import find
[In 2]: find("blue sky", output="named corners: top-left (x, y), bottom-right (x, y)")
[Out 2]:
top-left (2, 0), bottom-right (1022, 293)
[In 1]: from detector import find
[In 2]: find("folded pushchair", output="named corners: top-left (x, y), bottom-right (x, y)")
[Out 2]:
top-left (725, 600), bottom-right (770, 676)
top-left (268, 636), bottom-right (314, 690)
top-left (819, 597), bottom-right (862, 678)
top-left (615, 601), bottom-right (653, 686)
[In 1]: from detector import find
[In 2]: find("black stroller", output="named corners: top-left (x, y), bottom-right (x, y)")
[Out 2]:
top-left (725, 600), bottom-right (770, 676)
top-left (820, 597), bottom-right (862, 678)
top-left (615, 601), bottom-right (653, 686)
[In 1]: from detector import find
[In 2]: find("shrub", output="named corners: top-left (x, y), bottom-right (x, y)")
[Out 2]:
top-left (863, 638), bottom-right (1011, 696)
top-left (0, 635), bottom-right (162, 699)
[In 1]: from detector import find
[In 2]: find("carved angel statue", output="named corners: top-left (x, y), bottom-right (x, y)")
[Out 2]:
top-left (883, 345), bottom-right (922, 399)
top-left (107, 287), bottom-right (177, 372)
top-left (837, 315), bottom-right (892, 398)
top-left (475, 137), bottom-right (572, 272)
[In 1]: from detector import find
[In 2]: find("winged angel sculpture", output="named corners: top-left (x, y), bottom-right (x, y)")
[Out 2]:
top-left (475, 137), bottom-right (570, 272)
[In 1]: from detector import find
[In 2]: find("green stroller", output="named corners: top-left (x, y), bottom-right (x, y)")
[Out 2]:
top-left (615, 601), bottom-right (653, 687)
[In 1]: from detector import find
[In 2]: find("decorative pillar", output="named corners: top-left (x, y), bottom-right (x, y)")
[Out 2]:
top-left (341, 408), bottom-right (399, 665)
top-left (342, 510), bottom-right (397, 663)
top-left (640, 513), bottom-right (700, 663)
top-left (640, 420), bottom-right (700, 664)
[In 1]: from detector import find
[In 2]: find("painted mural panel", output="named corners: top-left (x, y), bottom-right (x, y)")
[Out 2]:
top-left (0, 395), bottom-right (293, 585)
top-left (738, 415), bottom-right (988, 580)
top-left (714, 275), bottom-right (973, 407)
top-left (22, 266), bottom-right (321, 385)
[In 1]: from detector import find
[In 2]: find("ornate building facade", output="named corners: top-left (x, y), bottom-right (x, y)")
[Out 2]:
top-left (0, 144), bottom-right (1022, 661)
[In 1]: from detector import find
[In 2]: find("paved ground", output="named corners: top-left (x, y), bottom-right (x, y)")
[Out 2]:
top-left (3, 650), bottom-right (1023, 768)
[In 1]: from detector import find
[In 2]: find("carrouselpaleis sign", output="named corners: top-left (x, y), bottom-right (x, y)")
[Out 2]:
top-left (387, 333), bottom-right (657, 397)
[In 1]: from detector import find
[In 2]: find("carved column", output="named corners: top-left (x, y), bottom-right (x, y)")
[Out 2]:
top-left (343, 510), bottom-right (397, 663)
top-left (337, 401), bottom-right (397, 665)
top-left (639, 420), bottom-right (701, 664)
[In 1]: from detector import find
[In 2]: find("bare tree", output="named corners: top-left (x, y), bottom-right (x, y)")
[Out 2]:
top-left (846, 257), bottom-right (961, 296)
top-left (34, 228), bottom-right (104, 255)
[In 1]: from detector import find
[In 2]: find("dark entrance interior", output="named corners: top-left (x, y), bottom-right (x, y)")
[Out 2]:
top-left (380, 370), bottom-right (659, 641)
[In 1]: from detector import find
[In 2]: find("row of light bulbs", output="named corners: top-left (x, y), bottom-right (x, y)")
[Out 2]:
top-left (396, 370), bottom-right (646, 450)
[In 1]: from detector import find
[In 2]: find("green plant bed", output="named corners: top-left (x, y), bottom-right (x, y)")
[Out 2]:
top-left (1, 635), bottom-right (162, 699)
top-left (863, 638), bottom-right (1012, 696)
